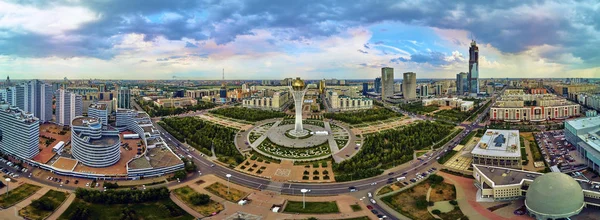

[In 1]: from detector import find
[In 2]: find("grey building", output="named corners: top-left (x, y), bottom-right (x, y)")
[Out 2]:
top-left (374, 77), bottom-right (381, 93)
top-left (403, 72), bottom-right (417, 100)
top-left (56, 89), bottom-right (83, 126)
top-left (381, 67), bottom-right (394, 99)
top-left (0, 104), bottom-right (39, 159)
top-left (456, 72), bottom-right (468, 95)
top-left (117, 87), bottom-right (131, 109)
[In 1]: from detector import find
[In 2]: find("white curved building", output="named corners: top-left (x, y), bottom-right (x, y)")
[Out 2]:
top-left (71, 116), bottom-right (120, 167)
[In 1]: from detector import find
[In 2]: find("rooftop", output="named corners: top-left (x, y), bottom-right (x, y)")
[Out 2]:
top-left (71, 117), bottom-right (100, 127)
top-left (89, 103), bottom-right (107, 110)
top-left (147, 145), bottom-right (183, 168)
top-left (471, 129), bottom-right (521, 158)
top-left (88, 135), bottom-right (120, 146)
top-left (566, 116), bottom-right (600, 131)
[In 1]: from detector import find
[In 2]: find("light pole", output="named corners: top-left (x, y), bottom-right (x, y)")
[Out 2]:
top-left (5, 178), bottom-right (10, 196)
top-left (226, 174), bottom-right (232, 195)
top-left (300, 189), bottom-right (309, 209)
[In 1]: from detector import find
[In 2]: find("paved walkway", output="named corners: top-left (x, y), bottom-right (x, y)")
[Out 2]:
top-left (170, 193), bottom-right (203, 218)
top-left (0, 185), bottom-right (50, 220)
top-left (47, 192), bottom-right (75, 220)
top-left (324, 122), bottom-right (340, 154)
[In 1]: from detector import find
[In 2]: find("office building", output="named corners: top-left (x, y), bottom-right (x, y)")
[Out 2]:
top-left (374, 77), bottom-right (381, 94)
top-left (154, 97), bottom-right (198, 108)
top-left (242, 91), bottom-right (291, 111)
top-left (329, 91), bottom-right (373, 111)
top-left (117, 87), bottom-right (131, 109)
top-left (468, 40), bottom-right (480, 94)
top-left (88, 103), bottom-right (108, 126)
top-left (10, 80), bottom-right (53, 123)
top-left (420, 84), bottom-right (429, 97)
top-left (362, 83), bottom-right (369, 96)
top-left (319, 80), bottom-right (326, 94)
top-left (403, 72), bottom-right (417, 100)
top-left (71, 116), bottom-right (121, 167)
top-left (5, 76), bottom-right (10, 86)
top-left (491, 89), bottom-right (580, 122)
top-left (565, 116), bottom-right (600, 171)
top-left (0, 104), bottom-right (39, 159)
top-left (56, 89), bottom-right (83, 126)
top-left (381, 67), bottom-right (394, 99)
top-left (422, 97), bottom-right (474, 112)
top-left (471, 129), bottom-right (521, 169)
top-left (456, 72), bottom-right (468, 95)
top-left (435, 84), bottom-right (443, 96)
top-left (98, 84), bottom-right (106, 92)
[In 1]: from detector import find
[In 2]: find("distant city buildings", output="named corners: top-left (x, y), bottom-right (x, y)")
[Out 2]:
top-left (403, 72), bottom-right (417, 100)
top-left (154, 97), bottom-right (198, 108)
top-left (362, 82), bottom-right (369, 96)
top-left (328, 91), bottom-right (373, 111)
top-left (0, 104), bottom-right (39, 159)
top-left (381, 67), bottom-right (394, 100)
top-left (471, 129), bottom-right (522, 169)
top-left (55, 89), bottom-right (83, 126)
top-left (491, 89), bottom-right (580, 122)
top-left (468, 40), bottom-right (480, 95)
top-left (422, 97), bottom-right (474, 112)
top-left (374, 77), bottom-right (382, 94)
top-left (242, 91), bottom-right (291, 111)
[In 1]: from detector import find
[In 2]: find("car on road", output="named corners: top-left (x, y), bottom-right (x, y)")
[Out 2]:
top-left (388, 172), bottom-right (394, 176)
top-left (368, 192), bottom-right (372, 198)
top-left (367, 205), bottom-right (373, 210)
top-left (210, 164), bottom-right (215, 167)
top-left (371, 210), bottom-right (379, 214)
top-left (370, 199), bottom-right (377, 204)
top-left (349, 186), bottom-right (357, 192)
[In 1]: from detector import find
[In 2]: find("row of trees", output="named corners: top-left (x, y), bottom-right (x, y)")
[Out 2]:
top-left (398, 102), bottom-right (439, 114)
top-left (209, 107), bottom-right (286, 122)
top-left (74, 187), bottom-right (170, 204)
top-left (137, 99), bottom-right (217, 117)
top-left (323, 108), bottom-right (402, 124)
top-left (334, 121), bottom-right (455, 181)
top-left (160, 117), bottom-right (245, 165)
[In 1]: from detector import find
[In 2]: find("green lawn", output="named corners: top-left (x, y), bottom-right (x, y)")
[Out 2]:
top-left (283, 201), bottom-right (340, 214)
top-left (437, 150), bottom-right (458, 164)
top-left (58, 198), bottom-right (192, 220)
top-left (19, 190), bottom-right (68, 220)
top-left (0, 183), bottom-right (42, 208)
top-left (173, 186), bottom-right (224, 216)
top-left (350, 204), bottom-right (362, 212)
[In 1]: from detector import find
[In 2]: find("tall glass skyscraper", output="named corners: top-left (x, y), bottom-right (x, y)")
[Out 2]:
top-left (117, 87), bottom-right (131, 109)
top-left (468, 40), bottom-right (479, 94)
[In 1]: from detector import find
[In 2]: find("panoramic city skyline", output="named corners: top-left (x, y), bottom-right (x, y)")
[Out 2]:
top-left (1, 0), bottom-right (599, 80)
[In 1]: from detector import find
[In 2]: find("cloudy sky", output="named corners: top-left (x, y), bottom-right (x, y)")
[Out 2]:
top-left (1, 0), bottom-right (599, 80)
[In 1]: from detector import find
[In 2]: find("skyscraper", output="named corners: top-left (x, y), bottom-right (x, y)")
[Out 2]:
top-left (0, 104), bottom-right (39, 159)
top-left (456, 72), bottom-right (468, 95)
top-left (362, 82), bottom-right (369, 96)
top-left (374, 77), bottom-right (382, 93)
top-left (403, 72), bottom-right (417, 100)
top-left (5, 76), bottom-right (10, 86)
top-left (117, 87), bottom-right (131, 109)
top-left (381, 67), bottom-right (394, 99)
top-left (56, 89), bottom-right (83, 126)
top-left (468, 40), bottom-right (479, 94)
top-left (420, 84), bottom-right (429, 97)
top-left (10, 80), bottom-right (53, 123)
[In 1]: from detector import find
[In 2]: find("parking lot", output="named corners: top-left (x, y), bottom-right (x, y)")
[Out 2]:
top-left (535, 130), bottom-right (583, 171)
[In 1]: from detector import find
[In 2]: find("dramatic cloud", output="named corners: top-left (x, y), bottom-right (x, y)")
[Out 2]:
top-left (0, 0), bottom-right (598, 78)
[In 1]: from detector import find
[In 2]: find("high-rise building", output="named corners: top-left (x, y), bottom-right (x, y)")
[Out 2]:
top-left (319, 80), bottom-right (326, 94)
top-left (89, 103), bottom-right (108, 126)
top-left (9, 80), bottom-right (53, 123)
top-left (420, 84), bottom-right (429, 97)
top-left (0, 104), bottom-right (39, 159)
top-left (381, 67), bottom-right (394, 99)
top-left (456, 72), bottom-right (468, 95)
top-left (98, 84), bottom-right (106, 92)
top-left (362, 82), bottom-right (369, 96)
top-left (117, 87), bottom-right (131, 109)
top-left (435, 84), bottom-right (443, 96)
top-left (403, 72), bottom-right (417, 100)
top-left (374, 77), bottom-right (382, 93)
top-left (56, 89), bottom-right (83, 126)
top-left (5, 76), bottom-right (10, 86)
top-left (468, 40), bottom-right (479, 94)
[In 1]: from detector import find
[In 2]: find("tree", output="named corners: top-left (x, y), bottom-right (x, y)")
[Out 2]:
top-left (449, 200), bottom-right (458, 206)
top-left (428, 174), bottom-right (444, 185)
top-left (173, 170), bottom-right (187, 180)
top-left (415, 197), bottom-right (429, 210)
top-left (432, 209), bottom-right (441, 215)
top-left (190, 193), bottom-right (210, 206)
top-left (31, 198), bottom-right (54, 211)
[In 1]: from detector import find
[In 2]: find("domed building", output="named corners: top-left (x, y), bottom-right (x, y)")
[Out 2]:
top-left (525, 172), bottom-right (585, 220)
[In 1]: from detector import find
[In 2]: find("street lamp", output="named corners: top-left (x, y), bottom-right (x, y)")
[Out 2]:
top-left (5, 178), bottom-right (10, 195)
top-left (225, 174), bottom-right (232, 195)
top-left (300, 189), bottom-right (309, 209)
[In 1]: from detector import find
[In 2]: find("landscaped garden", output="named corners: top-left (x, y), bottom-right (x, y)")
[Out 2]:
top-left (257, 139), bottom-right (331, 159)
top-left (205, 182), bottom-right (248, 202)
top-left (324, 108), bottom-right (401, 124)
top-left (249, 132), bottom-right (261, 143)
top-left (381, 175), bottom-right (465, 220)
top-left (209, 107), bottom-right (286, 122)
top-left (136, 99), bottom-right (217, 117)
top-left (173, 186), bottom-right (224, 216)
top-left (59, 187), bottom-right (191, 220)
top-left (283, 201), bottom-right (339, 214)
top-left (333, 121), bottom-right (455, 181)
top-left (19, 190), bottom-right (68, 220)
top-left (433, 109), bottom-right (470, 123)
top-left (159, 117), bottom-right (245, 166)
top-left (0, 183), bottom-right (42, 208)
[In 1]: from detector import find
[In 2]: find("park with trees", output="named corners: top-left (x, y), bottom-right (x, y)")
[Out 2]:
top-left (209, 107), bottom-right (286, 122)
top-left (333, 121), bottom-right (455, 181)
top-left (159, 116), bottom-right (245, 166)
top-left (136, 99), bottom-right (217, 117)
top-left (323, 108), bottom-right (402, 124)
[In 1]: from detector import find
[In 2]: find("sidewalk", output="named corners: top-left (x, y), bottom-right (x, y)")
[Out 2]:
top-left (47, 192), bottom-right (76, 219)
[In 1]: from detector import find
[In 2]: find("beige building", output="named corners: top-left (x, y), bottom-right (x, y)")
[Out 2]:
top-left (422, 97), bottom-right (474, 112)
top-left (242, 91), bottom-right (291, 110)
top-left (153, 97), bottom-right (197, 108)
top-left (471, 129), bottom-right (521, 169)
top-left (491, 89), bottom-right (580, 122)
top-left (328, 91), bottom-right (373, 111)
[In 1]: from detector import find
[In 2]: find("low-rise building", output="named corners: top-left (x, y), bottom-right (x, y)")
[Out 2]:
top-left (491, 89), bottom-right (580, 122)
top-left (422, 97), bottom-right (474, 111)
top-left (71, 116), bottom-right (121, 167)
top-left (471, 129), bottom-right (521, 169)
top-left (328, 91), bottom-right (373, 111)
top-left (565, 116), bottom-right (600, 172)
top-left (153, 97), bottom-right (197, 108)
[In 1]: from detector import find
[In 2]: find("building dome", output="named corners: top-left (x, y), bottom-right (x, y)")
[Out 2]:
top-left (291, 77), bottom-right (305, 91)
top-left (525, 172), bottom-right (584, 219)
